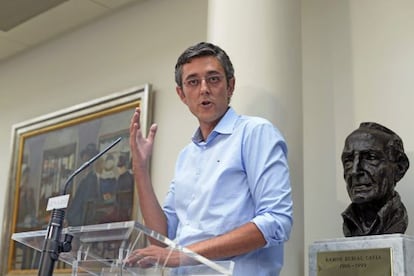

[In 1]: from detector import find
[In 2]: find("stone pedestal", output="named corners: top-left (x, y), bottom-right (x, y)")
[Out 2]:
top-left (309, 234), bottom-right (414, 276)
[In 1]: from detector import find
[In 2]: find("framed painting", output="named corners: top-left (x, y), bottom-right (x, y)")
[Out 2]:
top-left (0, 84), bottom-right (152, 275)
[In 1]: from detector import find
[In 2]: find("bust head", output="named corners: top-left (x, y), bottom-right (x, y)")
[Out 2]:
top-left (341, 122), bottom-right (409, 205)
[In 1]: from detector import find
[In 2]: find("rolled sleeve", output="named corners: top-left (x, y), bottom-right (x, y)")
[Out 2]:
top-left (245, 124), bottom-right (293, 247)
top-left (163, 181), bottom-right (179, 240)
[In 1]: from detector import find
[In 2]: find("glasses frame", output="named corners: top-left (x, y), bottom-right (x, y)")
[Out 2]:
top-left (182, 74), bottom-right (226, 89)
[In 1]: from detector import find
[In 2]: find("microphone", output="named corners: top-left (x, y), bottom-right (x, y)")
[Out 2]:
top-left (38, 137), bottom-right (122, 276)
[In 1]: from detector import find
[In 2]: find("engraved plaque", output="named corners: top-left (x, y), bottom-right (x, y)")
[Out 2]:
top-left (317, 248), bottom-right (392, 276)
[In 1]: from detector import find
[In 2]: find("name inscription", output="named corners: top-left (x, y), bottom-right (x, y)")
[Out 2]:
top-left (317, 247), bottom-right (392, 276)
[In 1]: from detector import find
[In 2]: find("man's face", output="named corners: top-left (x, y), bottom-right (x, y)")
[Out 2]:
top-left (341, 130), bottom-right (397, 204)
top-left (176, 56), bottom-right (234, 132)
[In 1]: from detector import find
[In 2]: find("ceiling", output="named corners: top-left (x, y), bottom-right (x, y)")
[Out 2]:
top-left (0, 0), bottom-right (141, 62)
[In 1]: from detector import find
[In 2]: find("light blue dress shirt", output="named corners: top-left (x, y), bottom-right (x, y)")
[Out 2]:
top-left (163, 107), bottom-right (293, 276)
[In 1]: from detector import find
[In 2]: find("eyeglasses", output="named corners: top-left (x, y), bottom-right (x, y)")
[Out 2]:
top-left (183, 74), bottom-right (225, 89)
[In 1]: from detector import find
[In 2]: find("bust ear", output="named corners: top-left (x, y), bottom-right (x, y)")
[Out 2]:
top-left (395, 153), bottom-right (409, 183)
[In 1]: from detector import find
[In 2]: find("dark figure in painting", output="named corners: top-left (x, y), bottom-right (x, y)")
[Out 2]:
top-left (66, 143), bottom-right (100, 226)
top-left (17, 165), bottom-right (37, 229)
top-left (341, 122), bottom-right (410, 236)
top-left (115, 154), bottom-right (134, 220)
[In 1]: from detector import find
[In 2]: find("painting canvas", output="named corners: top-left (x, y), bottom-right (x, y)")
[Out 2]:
top-left (0, 84), bottom-right (152, 275)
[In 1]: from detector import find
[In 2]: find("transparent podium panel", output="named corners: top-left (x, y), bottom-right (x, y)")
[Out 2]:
top-left (12, 220), bottom-right (234, 275)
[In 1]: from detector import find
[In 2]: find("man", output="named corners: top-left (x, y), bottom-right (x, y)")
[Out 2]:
top-left (341, 122), bottom-right (410, 236)
top-left (127, 42), bottom-right (293, 275)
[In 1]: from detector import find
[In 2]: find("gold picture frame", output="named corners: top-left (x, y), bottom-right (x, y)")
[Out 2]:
top-left (0, 84), bottom-right (152, 275)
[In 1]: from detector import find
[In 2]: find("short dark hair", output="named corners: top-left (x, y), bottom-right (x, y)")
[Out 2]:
top-left (174, 42), bottom-right (235, 87)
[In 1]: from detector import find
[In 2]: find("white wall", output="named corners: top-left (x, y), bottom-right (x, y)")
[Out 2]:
top-left (303, 0), bottom-right (414, 274)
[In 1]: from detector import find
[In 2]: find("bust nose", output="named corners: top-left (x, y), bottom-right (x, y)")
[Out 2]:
top-left (351, 153), bottom-right (362, 174)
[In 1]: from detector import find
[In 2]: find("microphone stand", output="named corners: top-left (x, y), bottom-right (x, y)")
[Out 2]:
top-left (38, 137), bottom-right (122, 276)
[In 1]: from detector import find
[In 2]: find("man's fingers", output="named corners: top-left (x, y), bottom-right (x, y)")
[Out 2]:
top-left (130, 108), bottom-right (156, 142)
top-left (137, 256), bottom-right (158, 268)
top-left (129, 108), bottom-right (141, 134)
top-left (148, 124), bottom-right (158, 142)
top-left (124, 251), bottom-right (141, 265)
top-left (124, 251), bottom-right (157, 268)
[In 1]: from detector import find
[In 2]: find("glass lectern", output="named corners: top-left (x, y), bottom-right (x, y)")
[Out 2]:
top-left (12, 220), bottom-right (234, 275)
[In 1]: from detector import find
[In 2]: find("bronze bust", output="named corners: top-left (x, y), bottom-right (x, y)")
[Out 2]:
top-left (341, 122), bottom-right (410, 236)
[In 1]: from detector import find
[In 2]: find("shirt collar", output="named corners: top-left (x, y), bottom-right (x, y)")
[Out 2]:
top-left (192, 107), bottom-right (238, 144)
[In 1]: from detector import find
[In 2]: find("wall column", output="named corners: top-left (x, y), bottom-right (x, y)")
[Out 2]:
top-left (207, 1), bottom-right (303, 275)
